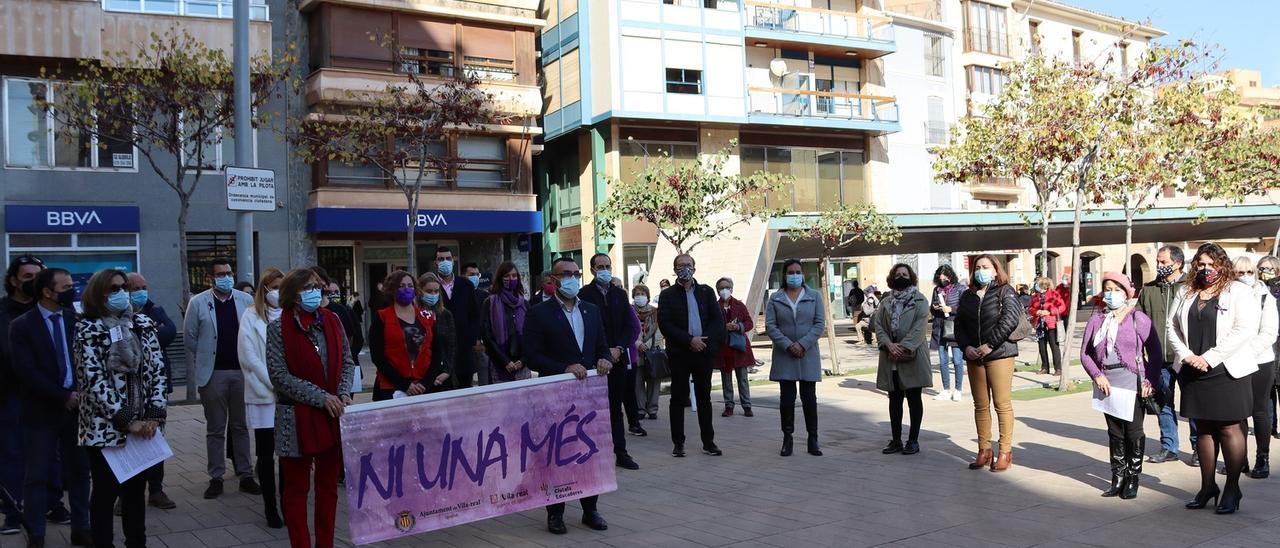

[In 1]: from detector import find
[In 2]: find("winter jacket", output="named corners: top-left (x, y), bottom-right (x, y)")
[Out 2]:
top-left (1028, 290), bottom-right (1067, 330)
top-left (955, 284), bottom-right (1022, 362)
top-left (1079, 308), bottom-right (1163, 389)
top-left (1135, 273), bottom-right (1186, 364)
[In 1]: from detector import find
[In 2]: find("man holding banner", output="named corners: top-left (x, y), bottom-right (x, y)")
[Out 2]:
top-left (523, 257), bottom-right (613, 535)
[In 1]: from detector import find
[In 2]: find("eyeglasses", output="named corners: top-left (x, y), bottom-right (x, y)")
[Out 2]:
top-left (559, 271), bottom-right (583, 279)
top-left (1262, 268), bottom-right (1277, 274)
top-left (109, 283), bottom-right (127, 292)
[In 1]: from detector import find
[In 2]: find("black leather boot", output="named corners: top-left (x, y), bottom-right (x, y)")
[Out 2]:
top-left (780, 403), bottom-right (795, 457)
top-left (1250, 452), bottom-right (1270, 479)
top-left (1102, 437), bottom-right (1125, 497)
top-left (802, 397), bottom-right (820, 456)
top-left (1121, 437), bottom-right (1145, 499)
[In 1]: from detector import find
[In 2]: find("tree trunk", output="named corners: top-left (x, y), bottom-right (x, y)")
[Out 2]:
top-left (1273, 221), bottom-right (1279, 257)
top-left (406, 191), bottom-right (417, 274)
top-left (176, 196), bottom-right (196, 403)
top-left (1123, 209), bottom-right (1134, 276)
top-left (1058, 149), bottom-right (1096, 390)
top-left (1040, 216), bottom-right (1050, 278)
top-left (819, 254), bottom-right (841, 375)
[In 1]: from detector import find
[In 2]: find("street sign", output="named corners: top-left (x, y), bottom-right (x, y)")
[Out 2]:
top-left (225, 166), bottom-right (276, 212)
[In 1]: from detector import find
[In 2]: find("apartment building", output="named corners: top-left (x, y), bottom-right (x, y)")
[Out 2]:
top-left (0, 1), bottom-right (289, 327)
top-left (538, 0), bottom-right (901, 312)
top-left (299, 0), bottom-right (544, 296)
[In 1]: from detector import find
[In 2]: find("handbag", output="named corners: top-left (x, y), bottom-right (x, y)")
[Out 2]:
top-left (1131, 317), bottom-right (1165, 414)
top-left (942, 317), bottom-right (956, 341)
top-left (728, 331), bottom-right (748, 352)
top-left (1001, 287), bottom-right (1035, 342)
top-left (645, 347), bottom-right (670, 379)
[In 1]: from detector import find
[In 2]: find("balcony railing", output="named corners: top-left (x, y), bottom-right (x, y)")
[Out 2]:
top-left (964, 28), bottom-right (1009, 56)
top-left (748, 86), bottom-right (898, 123)
top-left (103, 0), bottom-right (269, 21)
top-left (744, 1), bottom-right (894, 43)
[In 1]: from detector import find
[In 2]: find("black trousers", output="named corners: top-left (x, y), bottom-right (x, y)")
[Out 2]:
top-left (670, 353), bottom-right (715, 447)
top-left (623, 367), bottom-right (641, 424)
top-left (547, 495), bottom-right (597, 518)
top-left (887, 371), bottom-right (923, 443)
top-left (143, 462), bottom-right (164, 495)
top-left (1105, 400), bottom-right (1146, 444)
top-left (254, 428), bottom-right (280, 517)
top-left (779, 380), bottom-right (818, 435)
top-left (88, 447), bottom-right (147, 548)
top-left (1248, 361), bottom-right (1276, 456)
top-left (1037, 327), bottom-right (1062, 372)
top-left (607, 363), bottom-right (633, 457)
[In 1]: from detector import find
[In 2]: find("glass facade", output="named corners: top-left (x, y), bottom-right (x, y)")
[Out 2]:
top-left (741, 145), bottom-right (866, 211)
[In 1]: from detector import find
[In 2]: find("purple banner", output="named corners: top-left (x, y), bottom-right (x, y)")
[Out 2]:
top-left (339, 373), bottom-right (616, 545)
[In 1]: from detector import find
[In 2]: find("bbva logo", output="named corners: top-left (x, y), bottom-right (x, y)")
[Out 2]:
top-left (406, 213), bottom-right (449, 227)
top-left (46, 210), bottom-right (102, 226)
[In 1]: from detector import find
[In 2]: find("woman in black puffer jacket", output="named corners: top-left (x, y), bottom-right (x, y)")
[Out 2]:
top-left (955, 254), bottom-right (1024, 473)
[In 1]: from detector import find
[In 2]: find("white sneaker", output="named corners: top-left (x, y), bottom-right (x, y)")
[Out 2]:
top-left (951, 390), bottom-right (963, 402)
top-left (933, 389), bottom-right (951, 401)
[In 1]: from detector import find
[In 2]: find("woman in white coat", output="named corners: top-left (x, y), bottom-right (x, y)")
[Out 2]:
top-left (238, 268), bottom-right (285, 528)
top-left (1169, 244), bottom-right (1262, 514)
top-left (1234, 256), bottom-right (1279, 479)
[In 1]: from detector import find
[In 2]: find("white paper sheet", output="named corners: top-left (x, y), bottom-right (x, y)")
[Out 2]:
top-left (101, 432), bottom-right (174, 482)
top-left (1091, 367), bottom-right (1138, 422)
top-left (392, 390), bottom-right (409, 399)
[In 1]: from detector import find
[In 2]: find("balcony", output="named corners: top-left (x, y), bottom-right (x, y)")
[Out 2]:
top-left (102, 0), bottom-right (269, 20)
top-left (747, 86), bottom-right (900, 134)
top-left (743, 1), bottom-right (896, 59)
top-left (968, 177), bottom-right (1022, 200)
top-left (963, 28), bottom-right (1010, 57)
top-left (303, 67), bottom-right (542, 119)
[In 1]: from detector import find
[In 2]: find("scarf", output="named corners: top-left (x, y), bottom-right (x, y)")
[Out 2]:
top-left (489, 289), bottom-right (528, 349)
top-left (1092, 307), bottom-right (1130, 358)
top-left (281, 308), bottom-right (345, 455)
top-left (888, 287), bottom-right (917, 334)
top-left (101, 313), bottom-right (143, 374)
top-left (636, 303), bottom-right (658, 345)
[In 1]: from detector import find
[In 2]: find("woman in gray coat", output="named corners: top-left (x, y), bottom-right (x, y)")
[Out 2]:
top-left (766, 259), bottom-right (826, 457)
top-left (873, 264), bottom-right (933, 456)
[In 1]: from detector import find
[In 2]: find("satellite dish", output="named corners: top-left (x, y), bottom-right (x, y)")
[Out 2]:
top-left (769, 58), bottom-right (788, 78)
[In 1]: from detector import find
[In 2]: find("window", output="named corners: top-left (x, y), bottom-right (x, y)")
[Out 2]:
top-left (741, 145), bottom-right (866, 211)
top-left (1072, 31), bottom-right (1083, 65)
top-left (620, 140), bottom-right (698, 176)
top-left (456, 136), bottom-right (509, 188)
top-left (400, 48), bottom-right (456, 77)
top-left (926, 96), bottom-right (946, 144)
top-left (186, 232), bottom-right (259, 294)
top-left (394, 139), bottom-right (446, 187)
top-left (969, 66), bottom-right (1007, 95)
top-left (1118, 42), bottom-right (1129, 75)
top-left (4, 77), bottom-right (135, 170)
top-left (7, 233), bottom-right (139, 305)
top-left (103, 0), bottom-right (268, 20)
top-left (924, 34), bottom-right (945, 77)
top-left (464, 56), bottom-right (516, 81)
top-left (665, 68), bottom-right (703, 94)
top-left (183, 123), bottom-right (255, 172)
top-left (327, 159), bottom-right (384, 186)
top-left (1028, 21), bottom-right (1041, 55)
top-left (965, 1), bottom-right (1008, 56)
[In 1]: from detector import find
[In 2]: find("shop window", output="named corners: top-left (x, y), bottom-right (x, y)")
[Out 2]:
top-left (4, 77), bottom-right (136, 170)
top-left (317, 246), bottom-right (355, 292)
top-left (665, 68), bottom-right (703, 95)
top-left (6, 232), bottom-right (139, 302)
top-left (185, 232), bottom-right (259, 294)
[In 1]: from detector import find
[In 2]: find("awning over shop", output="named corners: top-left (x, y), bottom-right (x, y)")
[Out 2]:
top-left (770, 204), bottom-right (1280, 257)
top-left (307, 207), bottom-right (542, 234)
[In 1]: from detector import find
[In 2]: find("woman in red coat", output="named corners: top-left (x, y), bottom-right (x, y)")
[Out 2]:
top-left (1029, 276), bottom-right (1068, 374)
top-left (716, 277), bottom-right (756, 417)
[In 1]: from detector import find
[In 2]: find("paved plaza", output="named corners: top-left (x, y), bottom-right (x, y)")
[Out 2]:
top-left (24, 326), bottom-right (1280, 548)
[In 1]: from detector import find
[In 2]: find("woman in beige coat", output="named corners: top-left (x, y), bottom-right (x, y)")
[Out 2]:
top-left (874, 263), bottom-right (933, 455)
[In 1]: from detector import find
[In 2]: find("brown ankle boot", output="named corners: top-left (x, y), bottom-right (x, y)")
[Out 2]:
top-left (969, 448), bottom-right (993, 470)
top-left (991, 451), bottom-right (1013, 472)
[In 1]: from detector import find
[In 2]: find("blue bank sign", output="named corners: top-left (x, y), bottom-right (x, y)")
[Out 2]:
top-left (307, 208), bottom-right (542, 234)
top-left (5, 205), bottom-right (141, 233)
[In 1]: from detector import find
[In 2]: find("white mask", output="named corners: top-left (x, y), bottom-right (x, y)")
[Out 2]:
top-left (633, 296), bottom-right (649, 307)
top-left (266, 289), bottom-right (280, 308)
top-left (1240, 275), bottom-right (1257, 287)
top-left (719, 288), bottom-right (732, 300)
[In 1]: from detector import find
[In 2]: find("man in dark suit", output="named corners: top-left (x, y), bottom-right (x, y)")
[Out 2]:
top-left (435, 247), bottom-right (479, 388)
top-left (126, 271), bottom-right (179, 510)
top-left (579, 253), bottom-right (646, 470)
top-left (523, 257), bottom-right (612, 536)
top-left (10, 268), bottom-right (91, 546)
top-left (658, 253), bottom-right (725, 458)
top-left (1, 254), bottom-right (46, 535)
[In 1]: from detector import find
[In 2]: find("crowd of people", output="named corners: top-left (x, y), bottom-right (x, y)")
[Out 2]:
top-left (1, 240), bottom-right (1277, 546)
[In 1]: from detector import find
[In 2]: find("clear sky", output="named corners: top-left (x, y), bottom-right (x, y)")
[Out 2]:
top-left (1063, 0), bottom-right (1280, 86)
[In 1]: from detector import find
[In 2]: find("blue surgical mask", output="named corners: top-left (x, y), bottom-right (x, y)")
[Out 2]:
top-left (437, 260), bottom-right (454, 276)
top-left (596, 269), bottom-right (613, 285)
top-left (107, 289), bottom-right (131, 313)
top-left (974, 269), bottom-right (994, 286)
top-left (786, 274), bottom-right (804, 288)
top-left (558, 276), bottom-right (581, 299)
top-left (300, 289), bottom-right (323, 312)
top-left (214, 276), bottom-right (234, 293)
top-left (1103, 291), bottom-right (1127, 310)
top-left (420, 293), bottom-right (440, 307)
top-left (466, 274), bottom-right (480, 287)
top-left (129, 290), bottom-right (149, 308)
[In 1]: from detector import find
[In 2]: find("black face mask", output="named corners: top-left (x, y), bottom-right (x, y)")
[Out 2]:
top-left (889, 276), bottom-right (912, 290)
top-left (55, 288), bottom-right (76, 309)
top-left (20, 279), bottom-right (37, 299)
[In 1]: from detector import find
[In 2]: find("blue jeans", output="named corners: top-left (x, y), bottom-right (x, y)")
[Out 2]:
top-left (22, 413), bottom-right (90, 537)
top-left (938, 345), bottom-right (965, 391)
top-left (0, 398), bottom-right (22, 522)
top-left (1157, 366), bottom-right (1179, 453)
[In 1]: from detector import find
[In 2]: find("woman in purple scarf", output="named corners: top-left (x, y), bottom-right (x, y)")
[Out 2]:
top-left (481, 261), bottom-right (531, 383)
